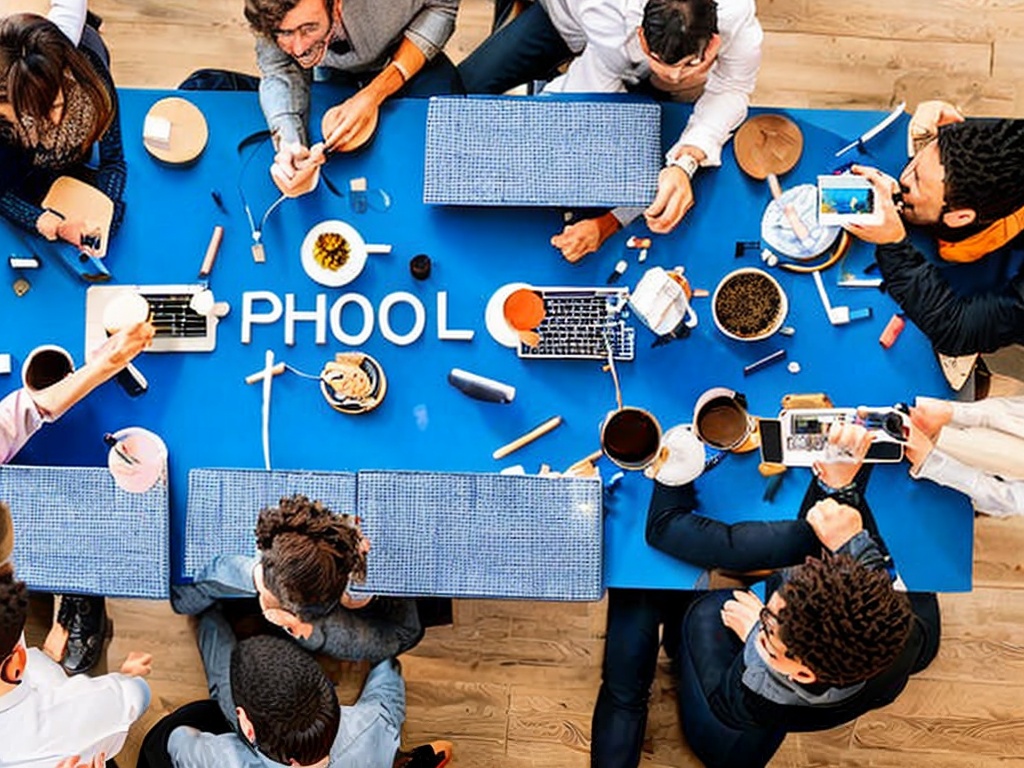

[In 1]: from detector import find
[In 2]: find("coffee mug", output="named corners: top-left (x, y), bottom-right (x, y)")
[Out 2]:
top-left (107, 427), bottom-right (168, 493)
top-left (693, 387), bottom-right (754, 451)
top-left (601, 407), bottom-right (663, 470)
top-left (21, 345), bottom-right (74, 393)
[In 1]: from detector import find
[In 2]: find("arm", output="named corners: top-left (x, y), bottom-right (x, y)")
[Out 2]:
top-left (82, 45), bottom-right (127, 232)
top-left (543, 1), bottom-right (634, 93)
top-left (914, 449), bottom-right (1024, 517)
top-left (875, 238), bottom-right (1024, 355)
top-left (403, 0), bottom-right (458, 60)
top-left (668, 0), bottom-right (763, 167)
top-left (256, 36), bottom-right (311, 147)
top-left (644, 481), bottom-right (822, 572)
top-left (0, 388), bottom-right (45, 464)
top-left (946, 395), bottom-right (1024, 436)
top-left (47, 0), bottom-right (87, 45)
top-left (300, 597), bottom-right (422, 663)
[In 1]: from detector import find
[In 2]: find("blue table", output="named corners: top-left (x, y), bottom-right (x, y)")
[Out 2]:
top-left (1, 88), bottom-right (974, 593)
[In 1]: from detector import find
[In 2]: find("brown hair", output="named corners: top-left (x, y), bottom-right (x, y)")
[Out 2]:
top-left (0, 13), bottom-right (113, 150)
top-left (243, 0), bottom-right (335, 39)
top-left (0, 564), bottom-right (28, 661)
top-left (255, 494), bottom-right (365, 620)
top-left (777, 554), bottom-right (913, 686)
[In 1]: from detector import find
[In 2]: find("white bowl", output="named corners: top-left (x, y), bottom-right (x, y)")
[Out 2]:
top-left (300, 220), bottom-right (390, 287)
top-left (712, 267), bottom-right (788, 342)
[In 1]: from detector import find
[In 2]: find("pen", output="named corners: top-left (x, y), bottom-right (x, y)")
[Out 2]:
top-left (743, 349), bottom-right (787, 376)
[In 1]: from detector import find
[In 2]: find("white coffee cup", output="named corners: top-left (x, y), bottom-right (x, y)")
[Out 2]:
top-left (21, 345), bottom-right (74, 393)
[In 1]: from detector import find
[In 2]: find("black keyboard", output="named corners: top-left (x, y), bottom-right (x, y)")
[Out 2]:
top-left (517, 288), bottom-right (635, 361)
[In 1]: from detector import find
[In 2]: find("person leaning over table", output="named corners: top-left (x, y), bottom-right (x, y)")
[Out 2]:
top-left (0, 322), bottom-right (154, 680)
top-left (901, 395), bottom-right (1024, 517)
top-left (457, 0), bottom-right (762, 263)
top-left (590, 423), bottom-right (940, 768)
top-left (0, 5), bottom-right (126, 256)
top-left (243, 0), bottom-right (463, 197)
top-left (847, 103), bottom-right (1024, 357)
top-left (172, 493), bottom-right (423, 663)
top-left (0, 562), bottom-right (153, 768)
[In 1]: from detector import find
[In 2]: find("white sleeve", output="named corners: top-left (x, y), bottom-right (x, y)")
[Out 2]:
top-left (949, 395), bottom-right (1024, 437)
top-left (544, 0), bottom-right (631, 93)
top-left (915, 450), bottom-right (1024, 518)
top-left (0, 388), bottom-right (44, 465)
top-left (47, 0), bottom-right (88, 45)
top-left (671, 0), bottom-right (762, 166)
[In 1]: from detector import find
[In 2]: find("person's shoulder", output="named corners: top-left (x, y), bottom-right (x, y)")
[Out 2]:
top-left (714, 0), bottom-right (761, 35)
top-left (578, 0), bottom-right (638, 47)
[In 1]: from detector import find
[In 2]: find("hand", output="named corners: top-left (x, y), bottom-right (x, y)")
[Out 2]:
top-left (904, 422), bottom-right (936, 472)
top-left (120, 651), bottom-right (153, 677)
top-left (321, 88), bottom-right (381, 152)
top-left (644, 166), bottom-right (694, 234)
top-left (551, 219), bottom-right (603, 263)
top-left (909, 100), bottom-right (964, 149)
top-left (844, 165), bottom-right (906, 245)
top-left (42, 621), bottom-right (69, 663)
top-left (54, 754), bottom-right (105, 768)
top-left (807, 497), bottom-right (863, 551)
top-left (56, 217), bottom-right (101, 255)
top-left (812, 421), bottom-right (871, 489)
top-left (720, 589), bottom-right (763, 642)
top-left (910, 397), bottom-right (953, 441)
top-left (270, 141), bottom-right (325, 197)
top-left (89, 321), bottom-right (156, 371)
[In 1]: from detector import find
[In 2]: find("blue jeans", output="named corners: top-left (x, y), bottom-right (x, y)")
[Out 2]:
top-left (457, 3), bottom-right (572, 94)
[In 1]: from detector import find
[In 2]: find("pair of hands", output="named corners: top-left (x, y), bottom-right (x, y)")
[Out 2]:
top-left (550, 164), bottom-right (695, 262)
top-left (903, 398), bottom-right (954, 471)
top-left (270, 89), bottom-right (382, 197)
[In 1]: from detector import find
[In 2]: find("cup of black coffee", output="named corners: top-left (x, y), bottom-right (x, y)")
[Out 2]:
top-left (601, 407), bottom-right (663, 470)
top-left (21, 345), bottom-right (75, 392)
top-left (693, 387), bottom-right (753, 451)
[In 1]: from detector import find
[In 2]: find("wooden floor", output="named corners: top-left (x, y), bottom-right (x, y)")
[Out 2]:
top-left (19, 0), bottom-right (1024, 766)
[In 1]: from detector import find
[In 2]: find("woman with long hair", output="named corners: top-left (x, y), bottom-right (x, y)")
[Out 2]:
top-left (0, 9), bottom-right (125, 253)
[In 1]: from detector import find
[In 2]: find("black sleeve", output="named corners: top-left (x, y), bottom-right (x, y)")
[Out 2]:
top-left (645, 481), bottom-right (822, 572)
top-left (875, 238), bottom-right (1024, 355)
top-left (82, 43), bottom-right (127, 233)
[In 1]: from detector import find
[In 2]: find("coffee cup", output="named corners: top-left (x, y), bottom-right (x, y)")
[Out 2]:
top-left (107, 427), bottom-right (168, 493)
top-left (628, 266), bottom-right (698, 336)
top-left (21, 345), bottom-right (74, 393)
top-left (693, 387), bottom-right (754, 451)
top-left (601, 407), bottom-right (663, 470)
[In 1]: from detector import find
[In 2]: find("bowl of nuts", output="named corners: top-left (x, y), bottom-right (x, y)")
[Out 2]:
top-left (712, 267), bottom-right (788, 342)
top-left (300, 220), bottom-right (391, 287)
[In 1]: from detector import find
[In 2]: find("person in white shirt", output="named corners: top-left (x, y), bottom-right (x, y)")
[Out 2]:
top-left (458, 0), bottom-right (762, 261)
top-left (0, 564), bottom-right (152, 768)
top-left (904, 395), bottom-right (1024, 517)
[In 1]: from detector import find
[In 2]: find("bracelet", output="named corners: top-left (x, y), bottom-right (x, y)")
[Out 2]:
top-left (668, 153), bottom-right (700, 179)
top-left (390, 58), bottom-right (411, 84)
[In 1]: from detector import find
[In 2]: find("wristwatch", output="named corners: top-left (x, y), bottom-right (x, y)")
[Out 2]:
top-left (668, 152), bottom-right (700, 179)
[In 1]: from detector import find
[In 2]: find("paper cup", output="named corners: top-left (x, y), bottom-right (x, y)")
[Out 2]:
top-left (107, 427), bottom-right (167, 493)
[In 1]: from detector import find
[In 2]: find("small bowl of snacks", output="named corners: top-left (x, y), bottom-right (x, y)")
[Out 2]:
top-left (712, 267), bottom-right (788, 341)
top-left (301, 220), bottom-right (392, 287)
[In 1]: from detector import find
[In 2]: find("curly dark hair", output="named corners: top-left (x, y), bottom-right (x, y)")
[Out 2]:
top-left (255, 494), bottom-right (365, 620)
top-left (641, 0), bottom-right (718, 65)
top-left (938, 119), bottom-right (1024, 225)
top-left (243, 0), bottom-right (335, 39)
top-left (0, 564), bottom-right (28, 661)
top-left (776, 554), bottom-right (913, 687)
top-left (231, 634), bottom-right (340, 765)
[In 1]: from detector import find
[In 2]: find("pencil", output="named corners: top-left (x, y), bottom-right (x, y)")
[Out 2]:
top-left (198, 225), bottom-right (224, 277)
top-left (493, 416), bottom-right (563, 460)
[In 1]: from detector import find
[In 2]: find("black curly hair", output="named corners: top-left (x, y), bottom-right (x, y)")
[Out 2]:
top-left (641, 0), bottom-right (718, 65)
top-left (255, 494), bottom-right (365, 620)
top-left (938, 119), bottom-right (1024, 225)
top-left (776, 554), bottom-right (913, 687)
top-left (231, 634), bottom-right (340, 765)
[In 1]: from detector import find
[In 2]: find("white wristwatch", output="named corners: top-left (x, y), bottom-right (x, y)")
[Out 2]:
top-left (668, 152), bottom-right (700, 179)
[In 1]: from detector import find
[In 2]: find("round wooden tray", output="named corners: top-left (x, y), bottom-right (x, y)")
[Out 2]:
top-left (734, 114), bottom-right (804, 180)
top-left (143, 96), bottom-right (209, 165)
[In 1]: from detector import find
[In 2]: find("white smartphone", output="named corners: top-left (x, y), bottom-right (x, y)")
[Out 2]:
top-left (817, 174), bottom-right (883, 226)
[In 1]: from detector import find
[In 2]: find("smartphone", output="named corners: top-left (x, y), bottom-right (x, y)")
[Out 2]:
top-left (759, 419), bottom-right (784, 464)
top-left (817, 175), bottom-right (882, 226)
top-left (116, 363), bottom-right (148, 397)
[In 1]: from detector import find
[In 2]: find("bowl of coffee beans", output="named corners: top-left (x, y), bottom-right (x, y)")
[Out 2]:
top-left (712, 267), bottom-right (788, 341)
